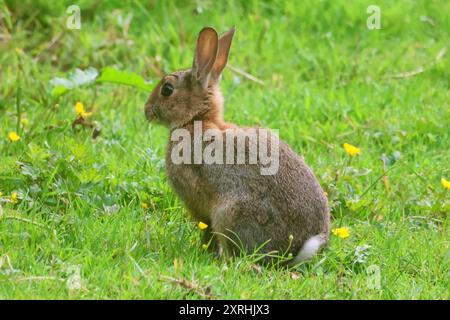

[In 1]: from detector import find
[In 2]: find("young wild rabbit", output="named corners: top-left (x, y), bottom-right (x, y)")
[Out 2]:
top-left (145, 27), bottom-right (330, 264)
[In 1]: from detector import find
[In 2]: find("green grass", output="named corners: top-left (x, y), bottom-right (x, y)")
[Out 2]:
top-left (0, 0), bottom-right (449, 299)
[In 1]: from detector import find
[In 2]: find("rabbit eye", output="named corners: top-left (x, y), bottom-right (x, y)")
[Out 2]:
top-left (161, 83), bottom-right (174, 97)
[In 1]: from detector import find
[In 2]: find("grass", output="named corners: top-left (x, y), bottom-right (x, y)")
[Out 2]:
top-left (0, 0), bottom-right (449, 299)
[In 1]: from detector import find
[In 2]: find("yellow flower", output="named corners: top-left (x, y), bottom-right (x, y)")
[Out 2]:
top-left (442, 178), bottom-right (450, 190)
top-left (343, 143), bottom-right (361, 156)
top-left (198, 221), bottom-right (208, 230)
top-left (10, 192), bottom-right (19, 204)
top-left (332, 227), bottom-right (350, 239)
top-left (0, 192), bottom-right (3, 197)
top-left (75, 102), bottom-right (92, 118)
top-left (141, 202), bottom-right (149, 210)
top-left (8, 132), bottom-right (21, 142)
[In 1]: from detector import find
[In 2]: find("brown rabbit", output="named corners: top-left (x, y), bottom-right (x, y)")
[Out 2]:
top-left (145, 27), bottom-right (330, 264)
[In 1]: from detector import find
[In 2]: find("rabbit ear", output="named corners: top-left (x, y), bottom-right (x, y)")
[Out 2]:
top-left (211, 27), bottom-right (235, 84)
top-left (192, 27), bottom-right (219, 87)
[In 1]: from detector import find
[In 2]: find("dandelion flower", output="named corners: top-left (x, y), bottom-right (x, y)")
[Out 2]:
top-left (141, 202), bottom-right (149, 210)
top-left (332, 227), bottom-right (349, 239)
top-left (75, 102), bottom-right (84, 115)
top-left (343, 143), bottom-right (361, 156)
top-left (198, 221), bottom-right (208, 230)
top-left (8, 132), bottom-right (21, 142)
top-left (10, 192), bottom-right (19, 204)
top-left (75, 102), bottom-right (92, 118)
top-left (441, 178), bottom-right (450, 190)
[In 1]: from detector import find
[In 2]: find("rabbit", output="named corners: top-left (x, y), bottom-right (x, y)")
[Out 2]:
top-left (145, 26), bottom-right (330, 264)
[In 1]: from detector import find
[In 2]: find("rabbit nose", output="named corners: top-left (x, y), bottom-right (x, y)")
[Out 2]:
top-left (145, 104), bottom-right (159, 121)
top-left (145, 104), bottom-right (154, 120)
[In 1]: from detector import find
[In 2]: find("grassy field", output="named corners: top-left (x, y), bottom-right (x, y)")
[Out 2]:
top-left (0, 0), bottom-right (449, 299)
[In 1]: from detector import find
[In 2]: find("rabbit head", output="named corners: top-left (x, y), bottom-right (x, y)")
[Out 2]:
top-left (145, 27), bottom-right (235, 129)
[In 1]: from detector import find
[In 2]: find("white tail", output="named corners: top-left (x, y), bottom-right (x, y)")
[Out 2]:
top-left (291, 234), bottom-right (327, 265)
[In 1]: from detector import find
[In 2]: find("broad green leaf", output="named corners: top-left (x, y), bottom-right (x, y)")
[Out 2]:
top-left (96, 67), bottom-right (153, 91)
top-left (50, 67), bottom-right (99, 97)
top-left (51, 86), bottom-right (69, 97)
top-left (49, 67), bottom-right (152, 97)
